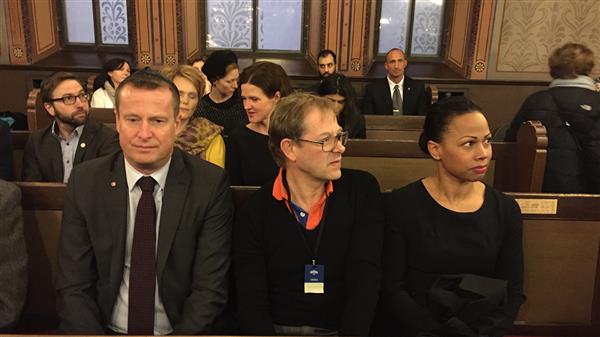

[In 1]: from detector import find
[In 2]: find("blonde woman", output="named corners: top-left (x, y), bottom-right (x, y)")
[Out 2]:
top-left (161, 65), bottom-right (225, 167)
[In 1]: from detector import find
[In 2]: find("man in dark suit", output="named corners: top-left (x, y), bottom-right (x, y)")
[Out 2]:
top-left (0, 121), bottom-right (12, 180)
top-left (362, 48), bottom-right (428, 116)
top-left (0, 180), bottom-right (27, 331)
top-left (56, 70), bottom-right (233, 335)
top-left (21, 72), bottom-right (119, 182)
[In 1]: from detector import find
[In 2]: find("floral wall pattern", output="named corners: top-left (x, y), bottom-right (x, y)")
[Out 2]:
top-left (410, 0), bottom-right (443, 55)
top-left (206, 0), bottom-right (252, 49)
top-left (378, 0), bottom-right (409, 53)
top-left (495, 0), bottom-right (600, 74)
top-left (100, 0), bottom-right (128, 44)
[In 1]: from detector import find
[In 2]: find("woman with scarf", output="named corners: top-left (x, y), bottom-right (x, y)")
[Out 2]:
top-left (91, 58), bottom-right (131, 108)
top-left (161, 65), bottom-right (225, 167)
top-left (505, 43), bottom-right (600, 193)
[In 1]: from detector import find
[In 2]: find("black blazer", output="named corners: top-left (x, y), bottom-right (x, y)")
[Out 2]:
top-left (362, 76), bottom-right (428, 116)
top-left (21, 120), bottom-right (120, 182)
top-left (56, 149), bottom-right (233, 334)
top-left (0, 121), bottom-right (12, 180)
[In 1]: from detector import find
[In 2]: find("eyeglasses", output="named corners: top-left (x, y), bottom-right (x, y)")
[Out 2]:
top-left (47, 92), bottom-right (90, 105)
top-left (296, 131), bottom-right (348, 152)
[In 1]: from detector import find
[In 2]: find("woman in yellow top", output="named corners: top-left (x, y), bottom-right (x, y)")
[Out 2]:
top-left (161, 65), bottom-right (225, 167)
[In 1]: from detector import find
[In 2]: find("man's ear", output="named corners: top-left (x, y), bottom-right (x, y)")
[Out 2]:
top-left (114, 109), bottom-right (120, 134)
top-left (44, 102), bottom-right (56, 117)
top-left (428, 140), bottom-right (441, 161)
top-left (280, 138), bottom-right (296, 163)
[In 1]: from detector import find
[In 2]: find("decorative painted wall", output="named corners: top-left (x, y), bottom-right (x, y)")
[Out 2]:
top-left (488, 0), bottom-right (600, 80)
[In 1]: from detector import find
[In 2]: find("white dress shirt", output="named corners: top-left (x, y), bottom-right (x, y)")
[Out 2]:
top-left (109, 157), bottom-right (173, 335)
top-left (387, 76), bottom-right (405, 101)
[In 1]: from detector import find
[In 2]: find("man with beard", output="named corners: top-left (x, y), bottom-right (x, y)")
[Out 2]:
top-left (22, 72), bottom-right (119, 182)
top-left (317, 50), bottom-right (337, 78)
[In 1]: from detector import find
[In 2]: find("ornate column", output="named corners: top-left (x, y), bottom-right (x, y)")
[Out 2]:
top-left (134, 0), bottom-right (179, 67)
top-left (322, 0), bottom-right (378, 76)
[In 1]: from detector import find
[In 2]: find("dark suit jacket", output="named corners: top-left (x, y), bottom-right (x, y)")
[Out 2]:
top-left (362, 76), bottom-right (428, 116)
top-left (0, 180), bottom-right (27, 330)
top-left (0, 121), bottom-right (12, 181)
top-left (56, 149), bottom-right (233, 334)
top-left (21, 120), bottom-right (120, 182)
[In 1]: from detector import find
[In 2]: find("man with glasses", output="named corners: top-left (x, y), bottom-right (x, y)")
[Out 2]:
top-left (22, 72), bottom-right (119, 182)
top-left (234, 92), bottom-right (384, 336)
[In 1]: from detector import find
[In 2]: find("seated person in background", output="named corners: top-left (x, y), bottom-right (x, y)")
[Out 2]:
top-left (188, 55), bottom-right (212, 95)
top-left (226, 61), bottom-right (292, 186)
top-left (362, 48), bottom-right (427, 116)
top-left (0, 180), bottom-right (27, 332)
top-left (234, 92), bottom-right (384, 336)
top-left (56, 70), bottom-right (233, 335)
top-left (0, 121), bottom-right (13, 180)
top-left (505, 43), bottom-right (600, 193)
top-left (318, 73), bottom-right (366, 138)
top-left (162, 65), bottom-right (226, 167)
top-left (380, 96), bottom-right (524, 337)
top-left (91, 58), bottom-right (131, 108)
top-left (22, 72), bottom-right (120, 182)
top-left (317, 49), bottom-right (337, 78)
top-left (195, 50), bottom-right (247, 136)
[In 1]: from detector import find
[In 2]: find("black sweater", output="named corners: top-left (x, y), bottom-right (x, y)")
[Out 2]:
top-left (234, 169), bottom-right (385, 335)
top-left (225, 126), bottom-right (278, 186)
top-left (381, 181), bottom-right (524, 337)
top-left (195, 91), bottom-right (248, 137)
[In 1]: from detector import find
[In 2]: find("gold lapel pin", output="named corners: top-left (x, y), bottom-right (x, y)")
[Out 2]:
top-left (110, 181), bottom-right (117, 187)
top-left (80, 142), bottom-right (86, 148)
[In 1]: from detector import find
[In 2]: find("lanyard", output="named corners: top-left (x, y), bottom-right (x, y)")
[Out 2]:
top-left (283, 176), bottom-right (331, 265)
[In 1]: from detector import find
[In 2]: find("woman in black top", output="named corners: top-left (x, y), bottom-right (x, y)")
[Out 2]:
top-left (381, 96), bottom-right (525, 337)
top-left (226, 61), bottom-right (292, 186)
top-left (195, 50), bottom-right (247, 136)
top-left (317, 74), bottom-right (366, 138)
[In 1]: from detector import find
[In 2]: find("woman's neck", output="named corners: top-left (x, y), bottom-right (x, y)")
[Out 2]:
top-left (422, 169), bottom-right (484, 212)
top-left (209, 90), bottom-right (232, 103)
top-left (247, 120), bottom-right (269, 135)
top-left (176, 116), bottom-right (191, 135)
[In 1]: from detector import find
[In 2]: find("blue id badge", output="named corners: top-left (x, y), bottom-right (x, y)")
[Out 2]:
top-left (304, 264), bottom-right (325, 294)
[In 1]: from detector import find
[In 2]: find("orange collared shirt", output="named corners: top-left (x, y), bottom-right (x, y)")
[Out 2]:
top-left (272, 168), bottom-right (333, 230)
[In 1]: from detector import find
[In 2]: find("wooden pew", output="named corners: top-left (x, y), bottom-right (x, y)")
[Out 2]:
top-left (363, 115), bottom-right (425, 140)
top-left (11, 120), bottom-right (546, 192)
top-left (343, 120), bottom-right (548, 193)
top-left (11, 130), bottom-right (29, 180)
top-left (14, 182), bottom-right (600, 335)
top-left (508, 193), bottom-right (600, 336)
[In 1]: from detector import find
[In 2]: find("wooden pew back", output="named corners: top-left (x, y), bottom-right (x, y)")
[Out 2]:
top-left (15, 183), bottom-right (600, 335)
top-left (508, 193), bottom-right (600, 335)
top-left (363, 115), bottom-right (425, 140)
top-left (343, 121), bottom-right (547, 192)
top-left (11, 120), bottom-right (546, 193)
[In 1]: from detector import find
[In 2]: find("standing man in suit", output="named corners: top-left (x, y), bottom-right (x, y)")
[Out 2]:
top-left (22, 72), bottom-right (120, 182)
top-left (234, 93), bottom-right (384, 335)
top-left (56, 70), bottom-right (233, 335)
top-left (362, 48), bottom-right (428, 116)
top-left (0, 180), bottom-right (27, 331)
